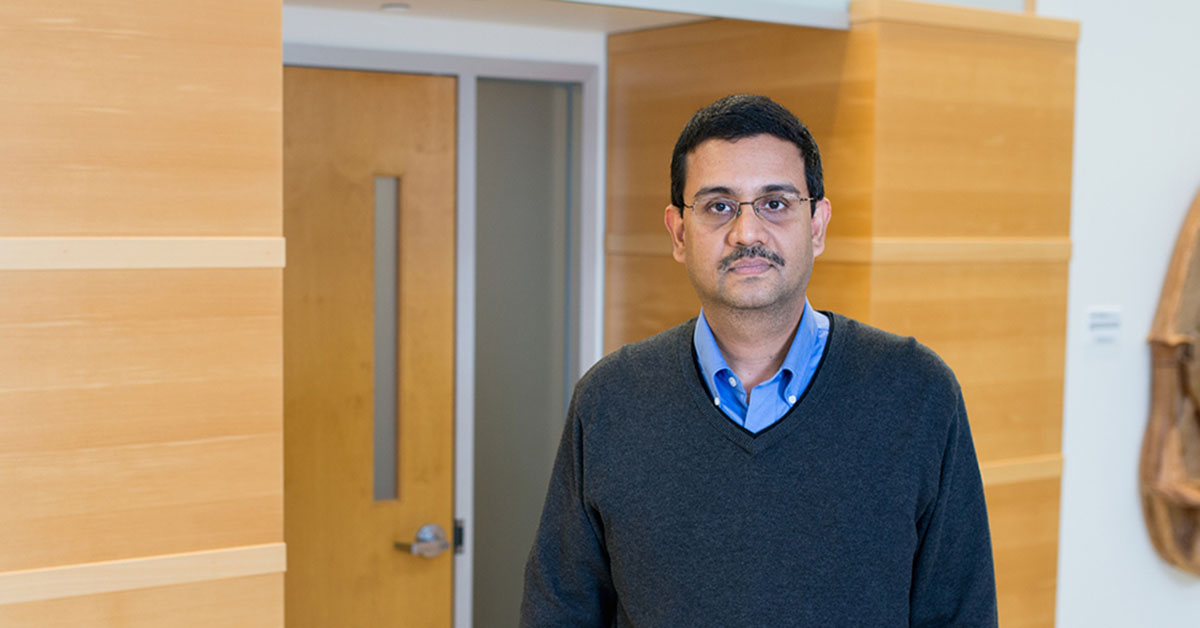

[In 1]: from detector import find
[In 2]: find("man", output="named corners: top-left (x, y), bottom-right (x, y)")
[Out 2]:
top-left (521, 94), bottom-right (997, 627)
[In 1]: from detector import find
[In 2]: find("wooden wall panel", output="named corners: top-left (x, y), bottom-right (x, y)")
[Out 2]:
top-left (804, 260), bottom-right (873, 322)
top-left (604, 254), bottom-right (700, 354)
top-left (986, 477), bottom-right (1061, 628)
top-left (0, 574), bottom-right (283, 628)
top-left (871, 22), bottom-right (1076, 238)
top-left (0, 0), bottom-right (281, 236)
top-left (869, 261), bottom-right (1067, 462)
top-left (1, 0), bottom-right (283, 620)
top-left (0, 269), bottom-right (282, 572)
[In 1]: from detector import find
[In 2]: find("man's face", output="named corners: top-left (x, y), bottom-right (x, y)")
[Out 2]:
top-left (664, 134), bottom-right (831, 316)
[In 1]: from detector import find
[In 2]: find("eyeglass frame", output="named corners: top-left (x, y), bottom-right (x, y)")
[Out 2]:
top-left (681, 191), bottom-right (819, 227)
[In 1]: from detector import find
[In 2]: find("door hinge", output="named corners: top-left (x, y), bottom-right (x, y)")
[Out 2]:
top-left (453, 519), bottom-right (464, 554)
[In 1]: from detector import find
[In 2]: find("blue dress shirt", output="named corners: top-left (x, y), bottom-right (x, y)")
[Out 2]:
top-left (693, 300), bottom-right (829, 433)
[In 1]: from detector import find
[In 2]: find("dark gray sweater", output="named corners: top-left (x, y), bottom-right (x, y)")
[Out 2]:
top-left (521, 313), bottom-right (997, 627)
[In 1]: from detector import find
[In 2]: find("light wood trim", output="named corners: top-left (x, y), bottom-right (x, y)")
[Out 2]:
top-left (607, 234), bottom-right (1070, 264)
top-left (0, 237), bottom-right (286, 270)
top-left (818, 237), bottom-right (877, 264)
top-left (850, 0), bottom-right (1078, 42)
top-left (0, 543), bottom-right (285, 606)
top-left (866, 236), bottom-right (1071, 263)
top-left (1025, 0), bottom-right (1037, 14)
top-left (0, 573), bottom-right (282, 627)
top-left (981, 453), bottom-right (1062, 487)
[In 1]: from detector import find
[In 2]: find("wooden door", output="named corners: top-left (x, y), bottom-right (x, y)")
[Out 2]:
top-left (283, 67), bottom-right (456, 628)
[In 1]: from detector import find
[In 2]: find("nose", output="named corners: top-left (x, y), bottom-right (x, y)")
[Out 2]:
top-left (726, 203), bottom-right (769, 246)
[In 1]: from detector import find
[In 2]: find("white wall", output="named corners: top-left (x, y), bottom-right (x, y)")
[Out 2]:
top-left (1037, 0), bottom-right (1200, 625)
top-left (283, 5), bottom-right (606, 64)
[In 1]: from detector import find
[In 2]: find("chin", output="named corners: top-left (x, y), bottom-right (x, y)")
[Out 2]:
top-left (717, 284), bottom-right (808, 313)
top-left (718, 292), bottom-right (785, 311)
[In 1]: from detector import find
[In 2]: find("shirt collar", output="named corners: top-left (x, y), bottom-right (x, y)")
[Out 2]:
top-left (693, 299), bottom-right (821, 401)
top-left (693, 310), bottom-right (734, 396)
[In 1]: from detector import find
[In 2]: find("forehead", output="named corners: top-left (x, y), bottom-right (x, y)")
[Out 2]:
top-left (684, 134), bottom-right (807, 194)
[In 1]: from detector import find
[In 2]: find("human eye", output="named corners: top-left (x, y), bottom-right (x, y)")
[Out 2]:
top-left (701, 198), bottom-right (736, 216)
top-left (755, 195), bottom-right (792, 214)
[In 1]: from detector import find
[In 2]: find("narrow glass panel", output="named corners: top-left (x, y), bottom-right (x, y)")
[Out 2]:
top-left (374, 176), bottom-right (399, 501)
top-left (474, 78), bottom-right (582, 628)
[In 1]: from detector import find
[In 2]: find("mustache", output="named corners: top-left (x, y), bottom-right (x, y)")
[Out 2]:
top-left (718, 244), bottom-right (785, 271)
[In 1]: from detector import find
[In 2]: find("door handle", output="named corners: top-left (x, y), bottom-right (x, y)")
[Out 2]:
top-left (395, 523), bottom-right (450, 558)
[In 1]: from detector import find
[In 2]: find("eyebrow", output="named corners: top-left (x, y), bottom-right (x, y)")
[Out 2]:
top-left (693, 185), bottom-right (736, 198)
top-left (761, 183), bottom-right (802, 195)
top-left (693, 183), bottom-right (803, 198)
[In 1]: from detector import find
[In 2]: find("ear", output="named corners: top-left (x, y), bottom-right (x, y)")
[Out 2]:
top-left (664, 204), bottom-right (687, 263)
top-left (810, 198), bottom-right (832, 258)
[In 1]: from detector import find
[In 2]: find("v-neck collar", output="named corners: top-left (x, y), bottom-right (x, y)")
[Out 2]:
top-left (679, 312), bottom-right (841, 456)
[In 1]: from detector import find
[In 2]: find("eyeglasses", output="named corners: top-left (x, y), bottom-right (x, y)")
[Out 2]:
top-left (682, 192), bottom-right (816, 227)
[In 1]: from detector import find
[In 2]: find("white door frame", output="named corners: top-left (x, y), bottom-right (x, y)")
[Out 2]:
top-left (282, 44), bottom-right (605, 628)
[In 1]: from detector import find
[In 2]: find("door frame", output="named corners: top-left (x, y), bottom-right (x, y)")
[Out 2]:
top-left (282, 44), bottom-right (604, 628)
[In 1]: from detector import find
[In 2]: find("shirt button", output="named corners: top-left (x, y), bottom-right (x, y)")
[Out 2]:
top-left (714, 398), bottom-right (721, 407)
top-left (788, 395), bottom-right (797, 404)
top-left (727, 376), bottom-right (737, 386)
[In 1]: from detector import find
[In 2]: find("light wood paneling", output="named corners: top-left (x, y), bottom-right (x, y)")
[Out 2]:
top-left (284, 67), bottom-right (456, 628)
top-left (0, 544), bottom-right (285, 605)
top-left (0, 573), bottom-right (283, 628)
top-left (871, 15), bottom-right (1076, 238)
top-left (869, 261), bottom-right (1067, 462)
top-left (0, 237), bottom-right (286, 270)
top-left (981, 454), bottom-right (1062, 487)
top-left (852, 0), bottom-right (1077, 41)
top-left (604, 254), bottom-right (700, 352)
top-left (806, 260), bottom-right (873, 322)
top-left (865, 236), bottom-right (1070, 263)
top-left (826, 236), bottom-right (1071, 263)
top-left (0, 0), bottom-right (281, 236)
top-left (1, 0), bottom-right (283, 622)
top-left (986, 476), bottom-right (1061, 628)
top-left (0, 269), bottom-right (282, 572)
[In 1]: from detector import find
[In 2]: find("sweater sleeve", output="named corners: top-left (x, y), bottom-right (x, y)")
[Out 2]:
top-left (909, 388), bottom-right (999, 627)
top-left (520, 394), bottom-right (616, 627)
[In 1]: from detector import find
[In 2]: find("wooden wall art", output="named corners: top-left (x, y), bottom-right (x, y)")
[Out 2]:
top-left (1143, 184), bottom-right (1200, 576)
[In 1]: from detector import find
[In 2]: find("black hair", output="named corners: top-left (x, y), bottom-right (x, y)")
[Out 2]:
top-left (669, 94), bottom-right (824, 214)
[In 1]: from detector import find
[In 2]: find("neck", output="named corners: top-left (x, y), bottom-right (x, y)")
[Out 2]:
top-left (704, 301), bottom-right (805, 391)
